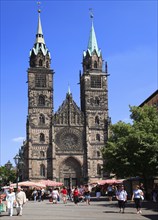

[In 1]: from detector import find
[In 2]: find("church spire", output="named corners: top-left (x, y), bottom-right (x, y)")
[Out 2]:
top-left (35, 9), bottom-right (45, 44)
top-left (84, 9), bottom-right (101, 57)
top-left (30, 5), bottom-right (50, 58)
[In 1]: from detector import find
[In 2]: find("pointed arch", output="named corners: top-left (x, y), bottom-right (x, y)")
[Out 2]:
top-left (39, 114), bottom-right (45, 124)
top-left (40, 133), bottom-right (45, 142)
top-left (97, 164), bottom-right (101, 175)
top-left (96, 133), bottom-right (100, 141)
top-left (38, 95), bottom-right (45, 106)
top-left (94, 60), bottom-right (98, 68)
top-left (39, 59), bottom-right (43, 66)
top-left (95, 116), bottom-right (99, 125)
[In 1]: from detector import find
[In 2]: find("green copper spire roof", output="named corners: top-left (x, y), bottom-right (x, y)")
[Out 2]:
top-left (36, 10), bottom-right (45, 44)
top-left (84, 15), bottom-right (101, 57)
top-left (30, 9), bottom-right (50, 58)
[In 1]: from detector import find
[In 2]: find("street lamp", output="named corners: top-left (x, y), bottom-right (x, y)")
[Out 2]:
top-left (13, 154), bottom-right (21, 189)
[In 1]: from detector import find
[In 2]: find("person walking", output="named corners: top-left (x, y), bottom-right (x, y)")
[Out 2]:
top-left (83, 185), bottom-right (91, 205)
top-left (32, 188), bottom-right (37, 201)
top-left (116, 185), bottom-right (127, 213)
top-left (73, 187), bottom-right (79, 205)
top-left (5, 186), bottom-right (16, 217)
top-left (132, 185), bottom-right (144, 214)
top-left (52, 188), bottom-right (60, 204)
top-left (60, 186), bottom-right (67, 204)
top-left (15, 186), bottom-right (27, 216)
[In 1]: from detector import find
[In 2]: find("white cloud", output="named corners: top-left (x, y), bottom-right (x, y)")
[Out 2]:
top-left (12, 137), bottom-right (25, 143)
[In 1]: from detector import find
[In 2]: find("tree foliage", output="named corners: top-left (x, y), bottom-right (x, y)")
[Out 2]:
top-left (102, 105), bottom-right (158, 179)
top-left (0, 166), bottom-right (16, 187)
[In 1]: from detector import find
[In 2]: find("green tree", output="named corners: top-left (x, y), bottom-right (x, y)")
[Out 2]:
top-left (102, 105), bottom-right (158, 180)
top-left (0, 166), bottom-right (16, 187)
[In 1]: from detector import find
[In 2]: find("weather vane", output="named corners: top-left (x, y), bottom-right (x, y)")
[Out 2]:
top-left (89, 8), bottom-right (94, 20)
top-left (37, 1), bottom-right (41, 13)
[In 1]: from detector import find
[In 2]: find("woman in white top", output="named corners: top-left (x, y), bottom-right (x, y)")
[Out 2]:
top-left (52, 188), bottom-right (60, 204)
top-left (116, 185), bottom-right (127, 213)
top-left (5, 187), bottom-right (16, 216)
top-left (132, 185), bottom-right (144, 214)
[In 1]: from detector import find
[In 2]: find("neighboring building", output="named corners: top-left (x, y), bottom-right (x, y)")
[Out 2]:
top-left (139, 89), bottom-right (158, 109)
top-left (22, 10), bottom-right (110, 186)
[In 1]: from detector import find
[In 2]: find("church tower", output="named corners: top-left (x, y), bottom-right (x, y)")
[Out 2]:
top-left (24, 9), bottom-right (54, 180)
top-left (80, 14), bottom-right (109, 181)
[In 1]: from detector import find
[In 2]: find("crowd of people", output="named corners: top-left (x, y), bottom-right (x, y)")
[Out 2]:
top-left (0, 182), bottom-right (158, 217)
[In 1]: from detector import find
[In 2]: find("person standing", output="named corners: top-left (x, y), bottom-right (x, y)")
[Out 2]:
top-left (15, 187), bottom-right (27, 216)
top-left (132, 185), bottom-right (144, 214)
top-left (5, 187), bottom-right (16, 216)
top-left (32, 188), bottom-right (37, 201)
top-left (116, 185), bottom-right (127, 213)
top-left (95, 184), bottom-right (101, 200)
top-left (107, 185), bottom-right (114, 201)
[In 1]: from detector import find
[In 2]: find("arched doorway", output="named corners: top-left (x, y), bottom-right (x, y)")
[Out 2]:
top-left (59, 157), bottom-right (82, 187)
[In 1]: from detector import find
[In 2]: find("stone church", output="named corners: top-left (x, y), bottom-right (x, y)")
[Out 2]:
top-left (22, 10), bottom-right (110, 186)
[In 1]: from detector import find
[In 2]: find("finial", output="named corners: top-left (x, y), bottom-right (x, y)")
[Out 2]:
top-left (89, 8), bottom-right (94, 21)
top-left (37, 1), bottom-right (41, 13)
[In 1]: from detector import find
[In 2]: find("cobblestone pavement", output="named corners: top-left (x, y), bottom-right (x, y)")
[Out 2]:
top-left (0, 199), bottom-right (158, 220)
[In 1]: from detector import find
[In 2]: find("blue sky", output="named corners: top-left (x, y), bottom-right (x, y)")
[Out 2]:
top-left (0, 0), bottom-right (157, 166)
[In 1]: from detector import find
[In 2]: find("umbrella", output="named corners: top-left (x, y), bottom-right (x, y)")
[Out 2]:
top-left (91, 179), bottom-right (125, 185)
top-left (10, 181), bottom-right (46, 188)
top-left (38, 179), bottom-right (63, 187)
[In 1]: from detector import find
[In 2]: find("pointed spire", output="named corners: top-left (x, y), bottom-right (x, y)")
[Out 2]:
top-left (30, 4), bottom-right (50, 58)
top-left (68, 84), bottom-right (71, 95)
top-left (36, 10), bottom-right (45, 44)
top-left (84, 9), bottom-right (101, 57)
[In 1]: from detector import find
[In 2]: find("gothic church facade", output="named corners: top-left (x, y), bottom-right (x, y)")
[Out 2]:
top-left (22, 10), bottom-right (109, 186)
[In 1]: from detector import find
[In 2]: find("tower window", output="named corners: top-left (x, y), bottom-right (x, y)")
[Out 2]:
top-left (46, 61), bottom-right (49, 68)
top-left (95, 116), bottom-right (99, 125)
top-left (97, 151), bottom-right (101, 157)
top-left (97, 164), bottom-right (101, 175)
top-left (39, 114), bottom-right (45, 125)
top-left (40, 133), bottom-right (45, 142)
top-left (95, 97), bottom-right (100, 105)
top-left (39, 59), bottom-right (43, 66)
top-left (94, 61), bottom-right (97, 68)
top-left (40, 151), bottom-right (45, 157)
top-left (35, 74), bottom-right (46, 87)
top-left (40, 164), bottom-right (45, 176)
top-left (96, 134), bottom-right (100, 141)
top-left (38, 95), bottom-right (45, 106)
top-left (91, 75), bottom-right (101, 88)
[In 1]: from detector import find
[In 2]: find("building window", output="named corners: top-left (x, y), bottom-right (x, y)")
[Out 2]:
top-left (39, 59), bottom-right (43, 66)
top-left (91, 75), bottom-right (101, 88)
top-left (97, 151), bottom-right (100, 157)
top-left (38, 95), bottom-right (45, 106)
top-left (39, 114), bottom-right (45, 125)
top-left (46, 61), bottom-right (49, 68)
top-left (94, 61), bottom-right (97, 68)
top-left (40, 164), bottom-right (45, 176)
top-left (97, 164), bottom-right (101, 175)
top-left (95, 116), bottom-right (99, 125)
top-left (95, 97), bottom-right (100, 105)
top-left (40, 133), bottom-right (45, 142)
top-left (35, 74), bottom-right (46, 87)
top-left (96, 134), bottom-right (100, 141)
top-left (40, 151), bottom-right (45, 157)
